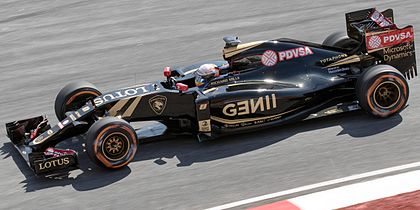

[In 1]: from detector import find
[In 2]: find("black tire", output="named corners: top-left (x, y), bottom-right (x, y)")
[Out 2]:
top-left (86, 117), bottom-right (138, 169)
top-left (356, 65), bottom-right (409, 118)
top-left (54, 81), bottom-right (101, 121)
top-left (322, 32), bottom-right (360, 50)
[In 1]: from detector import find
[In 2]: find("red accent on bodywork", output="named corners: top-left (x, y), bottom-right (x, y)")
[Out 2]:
top-left (44, 147), bottom-right (76, 157)
top-left (176, 83), bottom-right (188, 92)
top-left (30, 129), bottom-right (39, 140)
top-left (30, 118), bottom-right (49, 140)
top-left (369, 9), bottom-right (394, 28)
top-left (366, 27), bottom-right (414, 52)
top-left (163, 67), bottom-right (171, 77)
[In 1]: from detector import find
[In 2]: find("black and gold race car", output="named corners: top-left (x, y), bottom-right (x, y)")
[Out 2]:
top-left (6, 8), bottom-right (416, 177)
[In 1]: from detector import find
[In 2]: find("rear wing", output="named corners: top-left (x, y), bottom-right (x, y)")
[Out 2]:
top-left (346, 8), bottom-right (417, 79)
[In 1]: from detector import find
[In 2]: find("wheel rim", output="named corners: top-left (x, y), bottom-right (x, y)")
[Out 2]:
top-left (101, 132), bottom-right (130, 161)
top-left (373, 81), bottom-right (401, 109)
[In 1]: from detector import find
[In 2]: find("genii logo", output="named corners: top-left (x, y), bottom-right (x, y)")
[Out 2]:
top-left (223, 94), bottom-right (277, 117)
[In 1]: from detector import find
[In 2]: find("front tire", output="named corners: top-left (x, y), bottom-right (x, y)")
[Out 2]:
top-left (356, 65), bottom-right (409, 118)
top-left (86, 117), bottom-right (138, 169)
top-left (55, 81), bottom-right (101, 121)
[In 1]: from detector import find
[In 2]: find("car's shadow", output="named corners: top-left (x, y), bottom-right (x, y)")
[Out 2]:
top-left (0, 110), bottom-right (403, 192)
top-left (136, 110), bottom-right (403, 166)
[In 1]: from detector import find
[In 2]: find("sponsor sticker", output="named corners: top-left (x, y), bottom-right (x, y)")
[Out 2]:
top-left (260, 47), bottom-right (314, 66)
top-left (278, 46), bottom-right (313, 62)
top-left (327, 67), bottom-right (350, 74)
top-left (369, 10), bottom-right (393, 28)
top-left (368, 36), bottom-right (381, 49)
top-left (93, 85), bottom-right (152, 107)
top-left (209, 76), bottom-right (240, 86)
top-left (261, 50), bottom-right (278, 66)
top-left (57, 122), bottom-right (64, 129)
top-left (222, 94), bottom-right (277, 117)
top-left (382, 42), bottom-right (415, 62)
top-left (319, 54), bottom-right (347, 65)
top-left (82, 106), bottom-right (90, 112)
top-left (69, 114), bottom-right (76, 121)
top-left (34, 155), bottom-right (75, 173)
top-left (33, 135), bottom-right (44, 144)
top-left (149, 95), bottom-right (167, 115)
top-left (198, 119), bottom-right (211, 132)
top-left (33, 129), bottom-right (54, 145)
top-left (199, 103), bottom-right (208, 110)
top-left (366, 27), bottom-right (414, 52)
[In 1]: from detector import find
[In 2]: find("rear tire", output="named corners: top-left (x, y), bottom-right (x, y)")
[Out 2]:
top-left (86, 117), bottom-right (138, 169)
top-left (356, 65), bottom-right (409, 118)
top-left (322, 32), bottom-right (360, 50)
top-left (55, 81), bottom-right (101, 121)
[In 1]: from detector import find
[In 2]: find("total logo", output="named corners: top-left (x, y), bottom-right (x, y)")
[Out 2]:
top-left (366, 27), bottom-right (414, 51)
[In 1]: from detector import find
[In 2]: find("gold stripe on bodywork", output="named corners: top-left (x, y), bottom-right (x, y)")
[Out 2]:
top-left (203, 87), bottom-right (217, 94)
top-left (108, 99), bottom-right (130, 116)
top-left (210, 113), bottom-right (283, 124)
top-left (326, 55), bottom-right (361, 68)
top-left (122, 96), bottom-right (142, 117)
top-left (210, 106), bottom-right (303, 125)
top-left (223, 41), bottom-right (265, 58)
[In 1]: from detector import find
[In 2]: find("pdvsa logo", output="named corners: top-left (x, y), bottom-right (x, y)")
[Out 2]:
top-left (368, 36), bottom-right (382, 49)
top-left (383, 30), bottom-right (413, 44)
top-left (223, 94), bottom-right (277, 117)
top-left (366, 27), bottom-right (414, 52)
top-left (278, 46), bottom-right (313, 62)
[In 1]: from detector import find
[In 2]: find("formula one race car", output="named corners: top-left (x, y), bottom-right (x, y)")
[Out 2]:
top-left (6, 8), bottom-right (416, 177)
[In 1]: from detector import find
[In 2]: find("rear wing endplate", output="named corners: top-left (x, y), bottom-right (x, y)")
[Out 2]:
top-left (346, 8), bottom-right (417, 79)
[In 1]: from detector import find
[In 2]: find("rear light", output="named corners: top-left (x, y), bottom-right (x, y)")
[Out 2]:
top-left (176, 83), bottom-right (188, 92)
top-left (163, 67), bottom-right (171, 77)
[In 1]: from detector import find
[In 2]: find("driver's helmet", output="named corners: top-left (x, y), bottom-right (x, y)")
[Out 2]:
top-left (195, 64), bottom-right (220, 88)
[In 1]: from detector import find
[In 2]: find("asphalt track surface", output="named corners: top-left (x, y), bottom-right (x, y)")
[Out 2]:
top-left (0, 0), bottom-right (420, 209)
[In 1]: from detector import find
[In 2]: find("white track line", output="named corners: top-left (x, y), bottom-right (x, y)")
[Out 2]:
top-left (290, 169), bottom-right (420, 209)
top-left (205, 161), bottom-right (420, 210)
